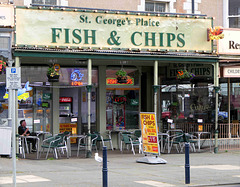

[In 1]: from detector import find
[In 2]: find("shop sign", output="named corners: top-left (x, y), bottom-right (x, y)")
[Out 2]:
top-left (42, 102), bottom-right (49, 108)
top-left (223, 66), bottom-right (240, 78)
top-left (218, 29), bottom-right (240, 55)
top-left (43, 93), bottom-right (52, 100)
top-left (70, 70), bottom-right (85, 86)
top-left (113, 95), bottom-right (126, 104)
top-left (140, 112), bottom-right (159, 154)
top-left (59, 97), bottom-right (72, 102)
top-left (106, 78), bottom-right (134, 85)
top-left (15, 8), bottom-right (212, 52)
top-left (167, 63), bottom-right (213, 78)
top-left (130, 99), bottom-right (139, 106)
top-left (0, 4), bottom-right (14, 27)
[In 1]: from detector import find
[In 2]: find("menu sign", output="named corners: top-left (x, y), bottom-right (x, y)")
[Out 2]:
top-left (140, 112), bottom-right (159, 154)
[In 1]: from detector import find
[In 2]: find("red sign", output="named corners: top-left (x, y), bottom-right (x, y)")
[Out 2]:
top-left (59, 97), bottom-right (72, 103)
top-left (114, 96), bottom-right (126, 104)
top-left (106, 78), bottom-right (134, 85)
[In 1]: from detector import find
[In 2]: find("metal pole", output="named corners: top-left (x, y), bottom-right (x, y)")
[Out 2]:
top-left (11, 90), bottom-right (16, 187)
top-left (102, 146), bottom-right (108, 187)
top-left (192, 0), bottom-right (195, 14)
top-left (214, 62), bottom-right (219, 153)
top-left (86, 59), bottom-right (92, 158)
top-left (228, 78), bottom-right (231, 138)
top-left (185, 143), bottom-right (190, 184)
top-left (154, 60), bottom-right (158, 114)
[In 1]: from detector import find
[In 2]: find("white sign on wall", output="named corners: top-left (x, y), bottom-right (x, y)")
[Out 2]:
top-left (223, 66), bottom-right (240, 78)
top-left (6, 67), bottom-right (21, 89)
top-left (0, 5), bottom-right (14, 27)
top-left (218, 29), bottom-right (240, 55)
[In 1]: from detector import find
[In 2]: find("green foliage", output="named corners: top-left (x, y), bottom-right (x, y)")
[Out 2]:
top-left (116, 69), bottom-right (127, 77)
top-left (47, 66), bottom-right (60, 77)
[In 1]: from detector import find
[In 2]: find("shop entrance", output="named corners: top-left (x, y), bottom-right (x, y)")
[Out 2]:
top-left (106, 89), bottom-right (139, 130)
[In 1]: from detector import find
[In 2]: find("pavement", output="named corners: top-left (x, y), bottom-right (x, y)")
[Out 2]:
top-left (0, 149), bottom-right (240, 187)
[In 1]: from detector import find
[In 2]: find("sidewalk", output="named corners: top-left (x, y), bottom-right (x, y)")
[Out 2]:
top-left (0, 150), bottom-right (240, 187)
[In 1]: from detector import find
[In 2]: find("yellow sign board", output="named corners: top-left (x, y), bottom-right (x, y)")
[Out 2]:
top-left (60, 123), bottom-right (77, 143)
top-left (140, 112), bottom-right (159, 154)
top-left (15, 8), bottom-right (212, 52)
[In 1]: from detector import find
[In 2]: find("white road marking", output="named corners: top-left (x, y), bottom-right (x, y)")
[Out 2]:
top-left (233, 175), bottom-right (240, 178)
top-left (0, 175), bottom-right (50, 184)
top-left (135, 180), bottom-right (175, 186)
top-left (190, 165), bottom-right (240, 170)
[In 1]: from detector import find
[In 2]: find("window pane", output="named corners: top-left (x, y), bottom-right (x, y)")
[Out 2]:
top-left (32, 0), bottom-right (43, 4)
top-left (155, 3), bottom-right (165, 12)
top-left (45, 0), bottom-right (57, 5)
top-left (32, 0), bottom-right (57, 5)
top-left (145, 2), bottom-right (154, 12)
top-left (229, 0), bottom-right (240, 15)
top-left (0, 38), bottom-right (9, 50)
top-left (229, 17), bottom-right (240, 28)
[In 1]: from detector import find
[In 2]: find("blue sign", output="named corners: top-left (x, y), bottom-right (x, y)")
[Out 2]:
top-left (71, 70), bottom-right (84, 81)
top-left (11, 68), bottom-right (16, 73)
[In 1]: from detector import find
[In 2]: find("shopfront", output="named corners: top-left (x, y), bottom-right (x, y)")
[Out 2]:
top-left (0, 6), bottom-right (220, 149)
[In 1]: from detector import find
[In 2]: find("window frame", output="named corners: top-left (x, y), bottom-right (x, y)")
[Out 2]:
top-left (145, 1), bottom-right (168, 13)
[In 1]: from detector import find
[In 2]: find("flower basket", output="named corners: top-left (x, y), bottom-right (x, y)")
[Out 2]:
top-left (47, 74), bottom-right (60, 82)
top-left (116, 69), bottom-right (128, 83)
top-left (47, 64), bottom-right (60, 82)
top-left (176, 70), bottom-right (195, 81)
top-left (0, 60), bottom-right (7, 74)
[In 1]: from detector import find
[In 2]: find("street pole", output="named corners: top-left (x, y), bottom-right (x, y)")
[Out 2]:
top-left (214, 62), bottom-right (219, 153)
top-left (86, 59), bottom-right (92, 158)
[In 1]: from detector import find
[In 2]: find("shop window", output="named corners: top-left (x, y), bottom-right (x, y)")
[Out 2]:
top-left (229, 0), bottom-right (240, 28)
top-left (145, 1), bottom-right (167, 12)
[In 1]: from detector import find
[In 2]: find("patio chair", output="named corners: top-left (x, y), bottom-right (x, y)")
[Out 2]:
top-left (169, 133), bottom-right (184, 153)
top-left (40, 135), bottom-right (63, 159)
top-left (98, 131), bottom-right (113, 150)
top-left (121, 133), bottom-right (140, 155)
top-left (77, 135), bottom-right (87, 157)
top-left (76, 134), bottom-right (98, 154)
top-left (181, 133), bottom-right (197, 152)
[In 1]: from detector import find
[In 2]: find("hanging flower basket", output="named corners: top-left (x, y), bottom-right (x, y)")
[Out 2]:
top-left (0, 60), bottom-right (7, 74)
top-left (176, 69), bottom-right (195, 81)
top-left (47, 64), bottom-right (60, 82)
top-left (116, 69), bottom-right (128, 83)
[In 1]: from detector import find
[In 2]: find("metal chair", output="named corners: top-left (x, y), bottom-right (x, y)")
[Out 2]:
top-left (121, 134), bottom-right (140, 155)
top-left (77, 135), bottom-right (87, 157)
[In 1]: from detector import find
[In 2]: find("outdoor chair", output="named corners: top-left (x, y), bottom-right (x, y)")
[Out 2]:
top-left (181, 133), bottom-right (197, 152)
top-left (77, 135), bottom-right (87, 157)
top-left (76, 134), bottom-right (98, 154)
top-left (119, 131), bottom-right (132, 151)
top-left (169, 133), bottom-right (185, 153)
top-left (40, 135), bottom-right (63, 159)
top-left (98, 131), bottom-right (113, 150)
top-left (121, 133), bottom-right (140, 155)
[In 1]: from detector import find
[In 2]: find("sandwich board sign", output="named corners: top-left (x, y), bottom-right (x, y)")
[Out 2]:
top-left (137, 112), bottom-right (167, 164)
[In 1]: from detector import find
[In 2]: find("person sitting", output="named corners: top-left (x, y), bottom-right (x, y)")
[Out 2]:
top-left (18, 120), bottom-right (37, 152)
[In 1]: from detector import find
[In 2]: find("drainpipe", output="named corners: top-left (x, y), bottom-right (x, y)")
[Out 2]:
top-left (214, 62), bottom-right (219, 153)
top-left (86, 59), bottom-right (92, 158)
top-left (192, 0), bottom-right (195, 14)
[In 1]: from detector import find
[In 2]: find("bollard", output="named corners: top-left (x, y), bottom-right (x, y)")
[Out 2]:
top-left (102, 146), bottom-right (108, 187)
top-left (185, 143), bottom-right (190, 184)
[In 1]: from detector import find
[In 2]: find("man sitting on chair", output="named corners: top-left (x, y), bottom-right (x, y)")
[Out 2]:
top-left (18, 119), bottom-right (37, 152)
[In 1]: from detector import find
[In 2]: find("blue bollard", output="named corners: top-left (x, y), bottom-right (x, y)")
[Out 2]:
top-left (102, 146), bottom-right (108, 187)
top-left (185, 143), bottom-right (190, 184)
